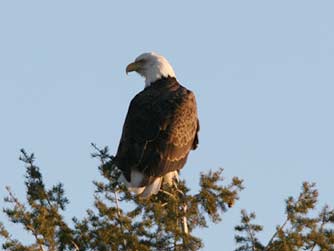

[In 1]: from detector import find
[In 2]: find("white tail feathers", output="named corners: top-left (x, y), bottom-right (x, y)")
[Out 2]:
top-left (118, 169), bottom-right (145, 194)
top-left (141, 177), bottom-right (162, 198)
top-left (118, 170), bottom-right (179, 198)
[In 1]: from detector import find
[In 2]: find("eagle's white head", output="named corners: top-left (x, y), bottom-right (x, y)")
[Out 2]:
top-left (126, 52), bottom-right (176, 87)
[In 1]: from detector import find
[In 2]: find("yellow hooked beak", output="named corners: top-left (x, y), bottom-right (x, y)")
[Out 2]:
top-left (126, 61), bottom-right (142, 75)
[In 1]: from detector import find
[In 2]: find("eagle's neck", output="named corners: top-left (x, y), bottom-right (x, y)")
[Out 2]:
top-left (144, 64), bottom-right (176, 87)
top-left (145, 74), bottom-right (175, 87)
top-left (145, 77), bottom-right (178, 89)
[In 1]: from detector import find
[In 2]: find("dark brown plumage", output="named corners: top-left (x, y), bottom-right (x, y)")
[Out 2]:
top-left (114, 76), bottom-right (199, 190)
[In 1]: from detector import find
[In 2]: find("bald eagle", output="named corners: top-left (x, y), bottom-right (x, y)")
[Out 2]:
top-left (114, 52), bottom-right (199, 197)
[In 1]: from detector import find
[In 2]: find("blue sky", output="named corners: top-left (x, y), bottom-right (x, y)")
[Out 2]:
top-left (0, 1), bottom-right (333, 250)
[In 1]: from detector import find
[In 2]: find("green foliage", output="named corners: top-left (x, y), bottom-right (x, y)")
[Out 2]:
top-left (1, 149), bottom-right (76, 251)
top-left (234, 182), bottom-right (334, 251)
top-left (235, 210), bottom-right (264, 251)
top-left (0, 147), bottom-right (243, 251)
top-left (2, 147), bottom-right (334, 250)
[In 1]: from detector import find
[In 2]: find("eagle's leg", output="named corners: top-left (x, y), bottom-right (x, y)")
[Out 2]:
top-left (159, 189), bottom-right (177, 200)
top-left (172, 181), bottom-right (184, 195)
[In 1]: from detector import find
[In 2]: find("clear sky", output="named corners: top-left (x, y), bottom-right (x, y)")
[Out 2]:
top-left (0, 1), bottom-right (333, 250)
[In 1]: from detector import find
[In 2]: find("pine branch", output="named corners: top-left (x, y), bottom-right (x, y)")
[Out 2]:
top-left (5, 187), bottom-right (45, 251)
top-left (235, 210), bottom-right (264, 251)
top-left (265, 218), bottom-right (289, 250)
top-left (2, 147), bottom-right (243, 251)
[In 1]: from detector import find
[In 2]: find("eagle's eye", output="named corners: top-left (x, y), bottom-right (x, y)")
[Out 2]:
top-left (135, 58), bottom-right (147, 64)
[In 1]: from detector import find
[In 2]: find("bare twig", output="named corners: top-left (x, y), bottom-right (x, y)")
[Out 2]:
top-left (71, 240), bottom-right (80, 251)
top-left (182, 203), bottom-right (189, 235)
top-left (115, 190), bottom-right (127, 248)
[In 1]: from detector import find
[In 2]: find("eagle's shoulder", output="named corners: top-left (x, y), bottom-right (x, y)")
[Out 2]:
top-left (130, 87), bottom-right (157, 106)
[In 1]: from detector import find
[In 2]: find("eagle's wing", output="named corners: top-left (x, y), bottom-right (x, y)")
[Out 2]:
top-left (142, 89), bottom-right (198, 177)
top-left (115, 84), bottom-right (199, 182)
top-left (114, 89), bottom-right (160, 181)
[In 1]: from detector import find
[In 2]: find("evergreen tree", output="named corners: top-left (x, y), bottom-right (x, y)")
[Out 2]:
top-left (1, 148), bottom-right (333, 250)
top-left (0, 147), bottom-right (243, 251)
top-left (234, 182), bottom-right (334, 251)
